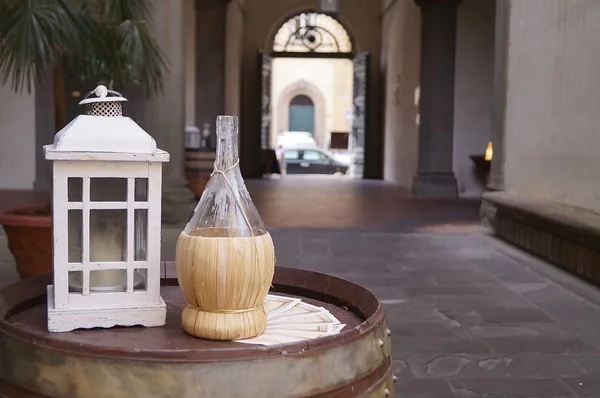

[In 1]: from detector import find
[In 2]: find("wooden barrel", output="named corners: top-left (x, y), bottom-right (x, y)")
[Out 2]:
top-left (184, 148), bottom-right (216, 199)
top-left (0, 265), bottom-right (394, 398)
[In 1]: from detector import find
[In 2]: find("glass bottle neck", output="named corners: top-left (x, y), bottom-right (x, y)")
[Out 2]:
top-left (215, 116), bottom-right (239, 171)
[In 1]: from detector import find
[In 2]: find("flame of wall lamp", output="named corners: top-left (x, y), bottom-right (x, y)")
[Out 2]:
top-left (485, 141), bottom-right (493, 161)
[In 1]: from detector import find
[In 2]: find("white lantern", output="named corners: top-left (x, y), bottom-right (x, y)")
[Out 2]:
top-left (45, 85), bottom-right (168, 333)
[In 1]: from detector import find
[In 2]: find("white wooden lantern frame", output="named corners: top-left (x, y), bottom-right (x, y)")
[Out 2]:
top-left (45, 86), bottom-right (168, 332)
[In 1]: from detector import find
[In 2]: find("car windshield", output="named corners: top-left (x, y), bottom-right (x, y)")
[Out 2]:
top-left (283, 150), bottom-right (300, 159)
top-left (302, 150), bottom-right (328, 161)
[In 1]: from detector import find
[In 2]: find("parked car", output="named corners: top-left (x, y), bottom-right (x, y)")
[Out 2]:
top-left (276, 131), bottom-right (318, 149)
top-left (282, 147), bottom-right (349, 175)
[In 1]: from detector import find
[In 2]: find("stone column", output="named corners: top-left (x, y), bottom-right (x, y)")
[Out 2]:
top-left (34, 67), bottom-right (56, 191)
top-left (195, 0), bottom-right (229, 145)
top-left (224, 0), bottom-right (244, 117)
top-left (487, 0), bottom-right (509, 191)
top-left (142, 0), bottom-right (195, 224)
top-left (412, 0), bottom-right (460, 198)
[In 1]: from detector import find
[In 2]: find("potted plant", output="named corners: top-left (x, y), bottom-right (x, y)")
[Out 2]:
top-left (0, 0), bottom-right (166, 279)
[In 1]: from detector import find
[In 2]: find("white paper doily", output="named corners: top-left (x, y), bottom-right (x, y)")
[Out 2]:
top-left (234, 294), bottom-right (346, 346)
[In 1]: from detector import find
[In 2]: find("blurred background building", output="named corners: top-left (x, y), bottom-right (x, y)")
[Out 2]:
top-left (1, 0), bottom-right (599, 230)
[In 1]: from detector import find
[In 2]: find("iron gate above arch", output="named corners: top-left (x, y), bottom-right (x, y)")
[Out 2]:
top-left (272, 12), bottom-right (353, 57)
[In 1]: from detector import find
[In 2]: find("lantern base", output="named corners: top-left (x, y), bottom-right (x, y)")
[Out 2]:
top-left (46, 285), bottom-right (167, 333)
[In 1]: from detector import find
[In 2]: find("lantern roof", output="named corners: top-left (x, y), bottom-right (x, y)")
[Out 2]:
top-left (44, 85), bottom-right (169, 162)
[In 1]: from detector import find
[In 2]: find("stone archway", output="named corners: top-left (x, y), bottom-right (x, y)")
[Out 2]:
top-left (260, 11), bottom-right (368, 179)
top-left (273, 80), bottom-right (327, 147)
top-left (238, 3), bottom-right (383, 179)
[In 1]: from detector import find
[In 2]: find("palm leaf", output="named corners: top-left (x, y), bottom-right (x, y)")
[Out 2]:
top-left (116, 19), bottom-right (166, 95)
top-left (0, 0), bottom-right (166, 96)
top-left (0, 0), bottom-right (87, 93)
top-left (75, 0), bottom-right (167, 96)
top-left (88, 0), bottom-right (153, 23)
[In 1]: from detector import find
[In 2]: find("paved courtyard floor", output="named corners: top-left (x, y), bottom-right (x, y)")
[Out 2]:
top-left (2, 177), bottom-right (600, 397)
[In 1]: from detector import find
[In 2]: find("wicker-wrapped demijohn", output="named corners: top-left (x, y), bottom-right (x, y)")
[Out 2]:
top-left (175, 115), bottom-right (275, 340)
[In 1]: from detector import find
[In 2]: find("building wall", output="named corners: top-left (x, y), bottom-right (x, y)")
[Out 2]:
top-left (0, 85), bottom-right (36, 189)
top-left (503, 0), bottom-right (600, 213)
top-left (240, 0), bottom-right (383, 177)
top-left (271, 58), bottom-right (353, 147)
top-left (453, 0), bottom-right (495, 197)
top-left (139, 0), bottom-right (186, 181)
top-left (380, 0), bottom-right (421, 189)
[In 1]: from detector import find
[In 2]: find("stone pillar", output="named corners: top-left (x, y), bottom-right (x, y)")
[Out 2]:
top-left (488, 0), bottom-right (509, 191)
top-left (224, 0), bottom-right (244, 117)
top-left (195, 0), bottom-right (229, 145)
top-left (142, 0), bottom-right (195, 224)
top-left (34, 67), bottom-right (55, 191)
top-left (185, 0), bottom-right (197, 127)
top-left (412, 0), bottom-right (460, 198)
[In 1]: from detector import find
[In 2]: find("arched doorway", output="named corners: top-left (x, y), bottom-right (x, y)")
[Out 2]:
top-left (288, 95), bottom-right (315, 134)
top-left (274, 80), bottom-right (327, 147)
top-left (262, 11), bottom-right (367, 178)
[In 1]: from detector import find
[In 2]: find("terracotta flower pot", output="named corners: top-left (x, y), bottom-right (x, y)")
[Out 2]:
top-left (0, 206), bottom-right (52, 279)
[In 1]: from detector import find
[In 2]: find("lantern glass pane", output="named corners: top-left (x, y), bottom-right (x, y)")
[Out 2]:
top-left (68, 178), bottom-right (82, 202)
top-left (90, 178), bottom-right (127, 202)
top-left (90, 209), bottom-right (127, 262)
top-left (90, 269), bottom-right (127, 292)
top-left (68, 271), bottom-right (82, 293)
top-left (68, 209), bottom-right (82, 263)
top-left (134, 269), bottom-right (148, 291)
top-left (134, 209), bottom-right (148, 261)
top-left (135, 178), bottom-right (148, 201)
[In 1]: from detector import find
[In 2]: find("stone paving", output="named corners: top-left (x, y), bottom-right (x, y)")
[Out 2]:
top-left (266, 225), bottom-right (600, 398)
top-left (2, 178), bottom-right (600, 397)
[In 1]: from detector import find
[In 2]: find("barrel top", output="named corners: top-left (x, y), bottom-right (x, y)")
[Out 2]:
top-left (184, 148), bottom-right (216, 153)
top-left (0, 265), bottom-right (384, 363)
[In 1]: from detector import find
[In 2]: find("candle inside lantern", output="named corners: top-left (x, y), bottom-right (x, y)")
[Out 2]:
top-left (66, 177), bottom-right (134, 293)
top-left (88, 178), bottom-right (128, 292)
top-left (89, 214), bottom-right (127, 292)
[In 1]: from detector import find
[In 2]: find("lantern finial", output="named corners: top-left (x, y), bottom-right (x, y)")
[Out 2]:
top-left (95, 84), bottom-right (109, 98)
top-left (79, 85), bottom-right (128, 117)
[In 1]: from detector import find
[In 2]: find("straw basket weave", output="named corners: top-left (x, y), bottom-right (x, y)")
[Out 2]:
top-left (175, 228), bottom-right (275, 340)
